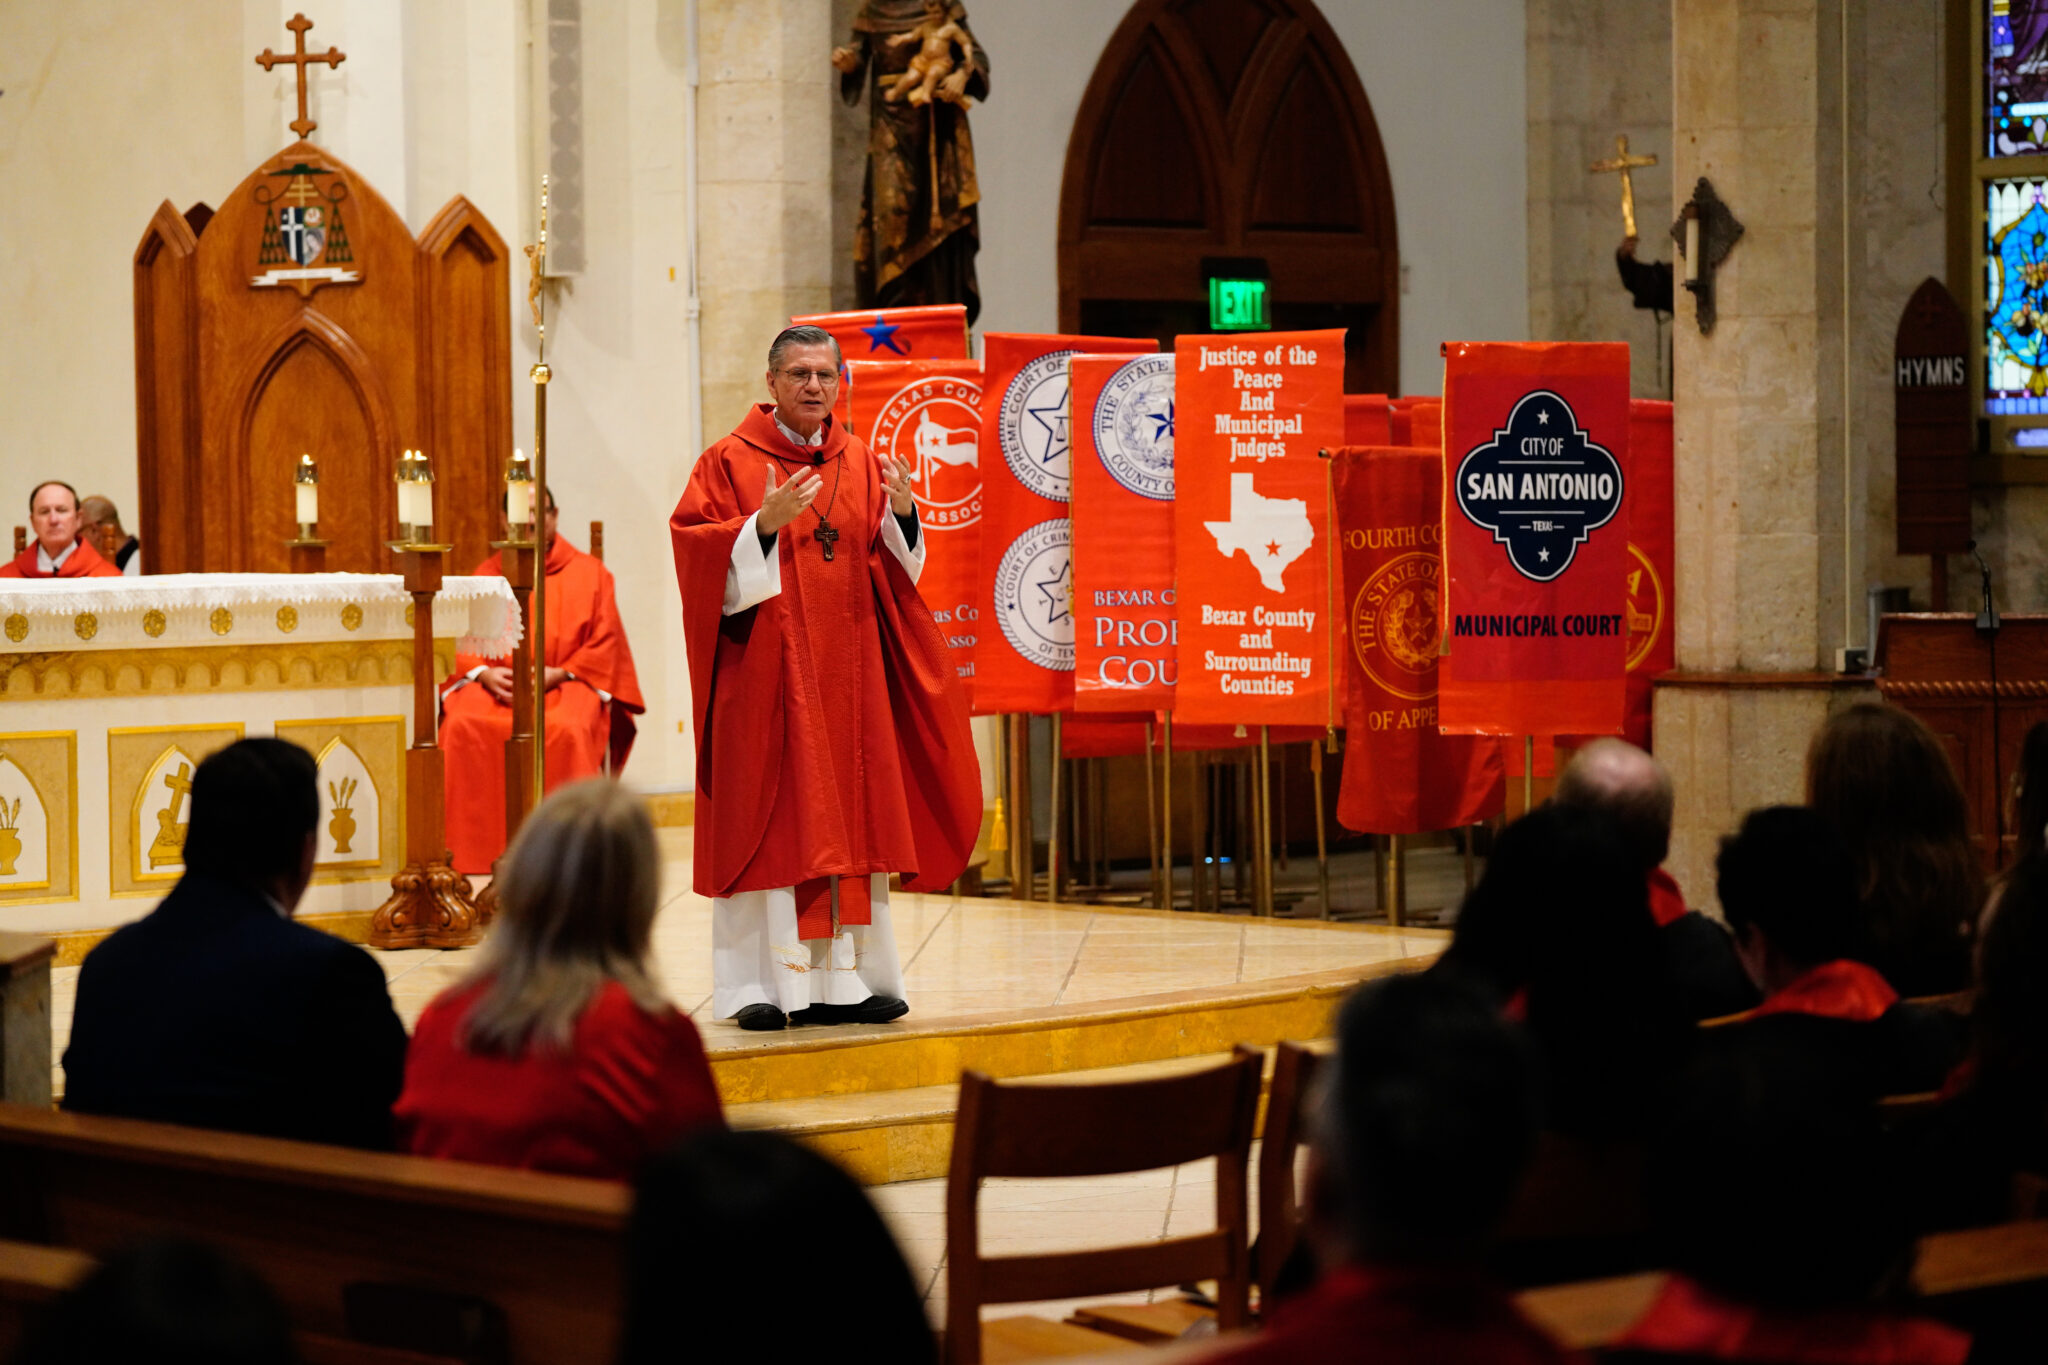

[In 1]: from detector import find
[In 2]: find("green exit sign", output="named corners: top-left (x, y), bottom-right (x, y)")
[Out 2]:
top-left (1209, 277), bottom-right (1270, 331)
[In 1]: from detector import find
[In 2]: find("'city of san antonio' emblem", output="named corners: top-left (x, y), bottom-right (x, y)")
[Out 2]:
top-left (1453, 390), bottom-right (1622, 582)
top-left (252, 156), bottom-right (362, 296)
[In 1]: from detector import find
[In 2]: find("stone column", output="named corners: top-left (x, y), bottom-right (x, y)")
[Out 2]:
top-left (696, 0), bottom-right (836, 434)
top-left (1655, 0), bottom-right (1875, 905)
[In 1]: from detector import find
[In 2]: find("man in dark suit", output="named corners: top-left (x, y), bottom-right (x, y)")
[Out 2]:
top-left (63, 739), bottom-right (407, 1149)
top-left (1554, 738), bottom-right (1761, 1021)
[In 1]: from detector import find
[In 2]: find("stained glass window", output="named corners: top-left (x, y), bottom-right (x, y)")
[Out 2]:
top-left (1987, 177), bottom-right (2048, 412)
top-left (1989, 0), bottom-right (2048, 156)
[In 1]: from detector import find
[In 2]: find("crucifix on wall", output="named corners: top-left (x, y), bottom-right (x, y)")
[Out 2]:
top-left (255, 13), bottom-right (345, 141)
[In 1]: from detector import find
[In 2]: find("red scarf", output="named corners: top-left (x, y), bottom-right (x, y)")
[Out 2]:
top-left (1618, 1273), bottom-right (1969, 1364)
top-left (1749, 960), bottom-right (1898, 1024)
top-left (1648, 866), bottom-right (1687, 928)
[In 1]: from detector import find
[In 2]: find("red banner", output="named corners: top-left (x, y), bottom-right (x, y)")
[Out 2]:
top-left (1072, 353), bottom-right (1178, 711)
top-left (975, 333), bottom-right (1155, 714)
top-left (1062, 714), bottom-right (1155, 758)
top-left (1172, 330), bottom-right (1344, 728)
top-left (1344, 394), bottom-right (1391, 445)
top-left (1439, 342), bottom-right (1631, 737)
top-left (846, 359), bottom-right (983, 691)
top-left (1333, 446), bottom-right (1505, 833)
top-left (790, 304), bottom-right (970, 362)
top-left (1623, 399), bottom-right (1675, 749)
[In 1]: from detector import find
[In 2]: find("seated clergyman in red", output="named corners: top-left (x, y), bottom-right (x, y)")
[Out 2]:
top-left (442, 491), bottom-right (645, 875)
top-left (1199, 971), bottom-right (1575, 1365)
top-left (1, 481), bottom-right (122, 578)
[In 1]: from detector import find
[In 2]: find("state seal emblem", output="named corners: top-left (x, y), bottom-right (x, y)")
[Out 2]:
top-left (993, 519), bottom-right (1074, 672)
top-left (1351, 551), bottom-right (1441, 702)
top-left (872, 375), bottom-right (983, 530)
top-left (1624, 542), bottom-right (1666, 671)
top-left (1453, 390), bottom-right (1623, 582)
top-left (1091, 355), bottom-right (1176, 501)
top-left (998, 351), bottom-right (1079, 502)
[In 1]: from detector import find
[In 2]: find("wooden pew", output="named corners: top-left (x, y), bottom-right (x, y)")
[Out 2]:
top-left (0, 1103), bottom-right (629, 1365)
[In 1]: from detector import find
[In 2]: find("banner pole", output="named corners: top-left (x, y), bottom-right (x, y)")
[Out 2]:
top-left (1049, 713), bottom-right (1065, 902)
top-left (1383, 833), bottom-right (1406, 927)
top-left (1523, 734), bottom-right (1535, 817)
top-left (1258, 725), bottom-right (1275, 916)
top-left (1144, 720), bottom-right (1161, 908)
top-left (1162, 715), bottom-right (1175, 910)
top-left (1310, 737), bottom-right (1332, 919)
top-left (1010, 714), bottom-right (1032, 902)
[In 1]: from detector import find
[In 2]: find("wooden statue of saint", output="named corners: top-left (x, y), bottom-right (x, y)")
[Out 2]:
top-left (832, 0), bottom-right (990, 324)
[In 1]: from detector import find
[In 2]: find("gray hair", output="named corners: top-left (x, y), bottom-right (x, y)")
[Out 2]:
top-left (454, 778), bottom-right (668, 1055)
top-left (768, 325), bottom-right (843, 371)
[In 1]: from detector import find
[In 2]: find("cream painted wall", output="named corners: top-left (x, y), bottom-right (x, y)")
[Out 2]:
top-left (959, 0), bottom-right (1531, 391)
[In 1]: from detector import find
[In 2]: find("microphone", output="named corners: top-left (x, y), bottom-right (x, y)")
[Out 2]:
top-left (1971, 538), bottom-right (2001, 635)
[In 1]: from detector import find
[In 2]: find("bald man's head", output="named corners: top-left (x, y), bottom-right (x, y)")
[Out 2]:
top-left (1554, 738), bottom-right (1674, 870)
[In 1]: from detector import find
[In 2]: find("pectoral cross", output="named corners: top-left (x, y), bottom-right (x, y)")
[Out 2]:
top-left (256, 14), bottom-right (347, 141)
top-left (816, 520), bottom-right (840, 562)
top-left (1589, 133), bottom-right (1658, 239)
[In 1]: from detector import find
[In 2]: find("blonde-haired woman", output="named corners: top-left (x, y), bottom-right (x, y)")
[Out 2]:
top-left (396, 779), bottom-right (723, 1178)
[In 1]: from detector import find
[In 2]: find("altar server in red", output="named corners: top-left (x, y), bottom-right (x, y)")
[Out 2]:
top-left (441, 492), bottom-right (645, 875)
top-left (1, 481), bottom-right (121, 578)
top-left (671, 325), bottom-right (980, 1032)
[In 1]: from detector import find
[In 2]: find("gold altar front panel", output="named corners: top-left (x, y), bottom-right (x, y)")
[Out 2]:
top-left (107, 724), bottom-right (244, 896)
top-left (274, 717), bottom-right (404, 885)
top-left (0, 732), bottom-right (77, 906)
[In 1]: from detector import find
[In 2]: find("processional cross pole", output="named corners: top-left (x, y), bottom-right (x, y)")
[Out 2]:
top-left (525, 178), bottom-right (555, 808)
top-left (1589, 133), bottom-right (1658, 239)
top-left (255, 13), bottom-right (346, 141)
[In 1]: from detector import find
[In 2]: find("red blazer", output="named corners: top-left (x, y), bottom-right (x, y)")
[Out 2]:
top-left (396, 978), bottom-right (724, 1180)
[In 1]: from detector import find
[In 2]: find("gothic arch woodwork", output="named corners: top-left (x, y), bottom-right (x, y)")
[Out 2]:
top-left (133, 140), bottom-right (511, 575)
top-left (1059, 0), bottom-right (1399, 392)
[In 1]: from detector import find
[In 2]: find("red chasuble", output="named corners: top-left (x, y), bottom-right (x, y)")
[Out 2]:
top-left (0, 540), bottom-right (121, 578)
top-left (441, 536), bottom-right (645, 874)
top-left (671, 405), bottom-right (980, 939)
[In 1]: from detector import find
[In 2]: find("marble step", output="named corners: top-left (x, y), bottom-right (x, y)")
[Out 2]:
top-left (727, 1039), bottom-right (1335, 1185)
top-left (704, 958), bottom-right (1428, 1109)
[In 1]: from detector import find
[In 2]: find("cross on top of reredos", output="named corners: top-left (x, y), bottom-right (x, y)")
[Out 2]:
top-left (255, 13), bottom-right (346, 141)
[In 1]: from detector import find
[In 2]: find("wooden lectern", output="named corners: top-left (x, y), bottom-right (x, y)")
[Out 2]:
top-left (1876, 613), bottom-right (2048, 870)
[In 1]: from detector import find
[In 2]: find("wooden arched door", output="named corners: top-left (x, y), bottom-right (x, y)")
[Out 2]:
top-left (1058, 0), bottom-right (1399, 393)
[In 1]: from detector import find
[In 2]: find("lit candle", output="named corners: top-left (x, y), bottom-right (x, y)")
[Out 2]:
top-left (507, 448), bottom-right (534, 527)
top-left (394, 449), bottom-right (435, 539)
top-left (293, 454), bottom-right (319, 528)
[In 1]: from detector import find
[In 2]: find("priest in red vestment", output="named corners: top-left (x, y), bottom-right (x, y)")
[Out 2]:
top-left (442, 493), bottom-right (645, 875)
top-left (0, 481), bottom-right (122, 578)
top-left (670, 325), bottom-right (980, 1032)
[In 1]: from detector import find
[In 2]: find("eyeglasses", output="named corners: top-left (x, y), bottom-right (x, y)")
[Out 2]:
top-left (778, 367), bottom-right (842, 389)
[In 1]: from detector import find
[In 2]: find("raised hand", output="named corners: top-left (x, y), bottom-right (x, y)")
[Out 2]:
top-left (757, 464), bottom-right (823, 536)
top-left (879, 455), bottom-right (916, 516)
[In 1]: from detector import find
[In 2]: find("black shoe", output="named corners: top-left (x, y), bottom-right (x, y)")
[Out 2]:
top-left (791, 996), bottom-right (909, 1026)
top-left (735, 1004), bottom-right (787, 1031)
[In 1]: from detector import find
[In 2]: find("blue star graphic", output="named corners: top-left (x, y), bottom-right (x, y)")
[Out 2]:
top-left (861, 314), bottom-right (908, 355)
top-left (1035, 559), bottom-right (1071, 625)
top-left (1028, 399), bottom-right (1069, 465)
top-left (1148, 399), bottom-right (1175, 443)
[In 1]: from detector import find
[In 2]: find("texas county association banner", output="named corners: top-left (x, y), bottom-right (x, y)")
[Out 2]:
top-left (790, 304), bottom-right (971, 361)
top-left (1072, 352), bottom-right (1178, 712)
top-left (846, 358), bottom-right (983, 689)
top-left (1331, 446), bottom-right (1504, 834)
top-left (975, 333), bottom-right (1155, 714)
top-left (1439, 341), bottom-right (1631, 737)
top-left (1172, 329), bottom-right (1345, 728)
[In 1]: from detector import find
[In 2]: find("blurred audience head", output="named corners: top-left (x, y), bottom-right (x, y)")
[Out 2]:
top-left (1806, 702), bottom-right (1980, 994)
top-left (1554, 738), bottom-right (1674, 873)
top-left (619, 1129), bottom-right (934, 1365)
top-left (13, 1238), bottom-right (297, 1365)
top-left (2013, 721), bottom-right (2048, 865)
top-left (181, 739), bottom-right (320, 911)
top-left (1973, 850), bottom-right (2048, 1114)
top-left (1717, 804), bottom-right (1863, 993)
top-left (460, 777), bottom-right (665, 1056)
top-left (1308, 971), bottom-right (1539, 1266)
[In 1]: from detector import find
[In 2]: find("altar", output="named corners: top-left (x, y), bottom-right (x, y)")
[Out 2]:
top-left (0, 574), bottom-right (518, 944)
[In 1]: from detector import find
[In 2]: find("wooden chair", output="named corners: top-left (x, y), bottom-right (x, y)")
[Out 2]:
top-left (1252, 1041), bottom-right (1323, 1310)
top-left (587, 520), bottom-right (603, 562)
top-left (10, 528), bottom-right (22, 555)
top-left (944, 1048), bottom-right (1264, 1365)
top-left (1490, 1133), bottom-right (1653, 1287)
top-left (0, 1102), bottom-right (628, 1365)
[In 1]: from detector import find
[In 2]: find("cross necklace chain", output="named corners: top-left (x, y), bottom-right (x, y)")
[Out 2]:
top-left (769, 450), bottom-right (847, 561)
